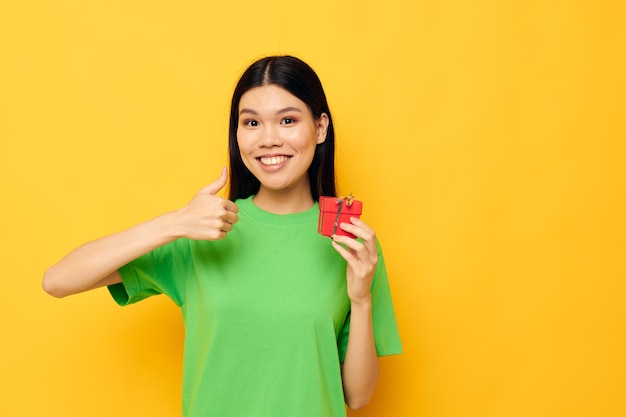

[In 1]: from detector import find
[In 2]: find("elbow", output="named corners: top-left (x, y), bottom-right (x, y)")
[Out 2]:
top-left (345, 386), bottom-right (376, 411)
top-left (342, 362), bottom-right (379, 410)
top-left (343, 361), bottom-right (379, 410)
top-left (42, 267), bottom-right (69, 298)
top-left (346, 395), bottom-right (373, 411)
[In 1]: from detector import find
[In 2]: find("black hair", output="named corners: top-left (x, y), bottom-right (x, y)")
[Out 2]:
top-left (227, 55), bottom-right (336, 201)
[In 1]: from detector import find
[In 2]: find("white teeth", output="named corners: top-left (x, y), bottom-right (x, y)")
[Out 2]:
top-left (259, 156), bottom-right (289, 165)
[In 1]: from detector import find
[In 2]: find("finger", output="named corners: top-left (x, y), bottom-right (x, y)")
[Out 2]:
top-left (331, 239), bottom-right (357, 263)
top-left (223, 199), bottom-right (239, 215)
top-left (334, 236), bottom-right (373, 268)
top-left (349, 216), bottom-right (373, 232)
top-left (222, 209), bottom-right (239, 225)
top-left (219, 220), bottom-right (234, 233)
top-left (331, 233), bottom-right (363, 252)
top-left (339, 218), bottom-right (375, 242)
top-left (349, 217), bottom-right (378, 258)
top-left (337, 220), bottom-right (378, 262)
top-left (202, 167), bottom-right (228, 195)
top-left (211, 230), bottom-right (228, 241)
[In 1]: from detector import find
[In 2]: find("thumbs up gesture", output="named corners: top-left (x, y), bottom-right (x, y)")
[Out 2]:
top-left (174, 167), bottom-right (239, 240)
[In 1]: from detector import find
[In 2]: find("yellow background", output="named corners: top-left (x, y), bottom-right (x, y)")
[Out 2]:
top-left (1, 1), bottom-right (625, 416)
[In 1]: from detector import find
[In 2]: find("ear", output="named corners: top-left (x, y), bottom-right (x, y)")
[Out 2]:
top-left (316, 113), bottom-right (329, 144)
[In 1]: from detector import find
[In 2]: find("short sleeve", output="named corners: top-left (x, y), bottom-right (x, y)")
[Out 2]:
top-left (108, 238), bottom-right (192, 307)
top-left (337, 243), bottom-right (402, 362)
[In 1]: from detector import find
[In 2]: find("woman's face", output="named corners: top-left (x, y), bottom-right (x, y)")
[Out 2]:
top-left (237, 84), bottom-right (328, 197)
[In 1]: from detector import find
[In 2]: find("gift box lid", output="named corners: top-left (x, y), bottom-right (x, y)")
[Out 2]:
top-left (319, 196), bottom-right (363, 215)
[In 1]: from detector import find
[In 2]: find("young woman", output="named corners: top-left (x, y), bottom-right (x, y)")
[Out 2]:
top-left (43, 55), bottom-right (401, 417)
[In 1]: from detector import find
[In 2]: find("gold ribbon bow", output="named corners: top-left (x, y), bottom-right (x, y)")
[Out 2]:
top-left (336, 193), bottom-right (354, 207)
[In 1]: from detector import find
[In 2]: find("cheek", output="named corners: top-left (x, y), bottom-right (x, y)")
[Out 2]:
top-left (237, 147), bottom-right (255, 172)
top-left (236, 129), bottom-right (254, 153)
top-left (302, 128), bottom-right (322, 154)
top-left (287, 126), bottom-right (317, 149)
top-left (235, 132), bottom-right (254, 170)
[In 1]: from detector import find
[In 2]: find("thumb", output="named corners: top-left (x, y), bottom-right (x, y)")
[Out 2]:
top-left (202, 167), bottom-right (228, 195)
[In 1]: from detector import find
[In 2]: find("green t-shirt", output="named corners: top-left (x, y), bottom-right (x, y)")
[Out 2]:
top-left (109, 196), bottom-right (402, 417)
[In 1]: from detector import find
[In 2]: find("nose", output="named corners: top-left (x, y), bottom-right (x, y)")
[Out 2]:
top-left (260, 124), bottom-right (283, 147)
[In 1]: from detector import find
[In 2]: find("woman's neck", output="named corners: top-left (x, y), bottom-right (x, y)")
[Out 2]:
top-left (252, 186), bottom-right (315, 215)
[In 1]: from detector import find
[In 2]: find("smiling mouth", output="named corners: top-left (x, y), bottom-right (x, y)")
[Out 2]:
top-left (258, 155), bottom-right (290, 166)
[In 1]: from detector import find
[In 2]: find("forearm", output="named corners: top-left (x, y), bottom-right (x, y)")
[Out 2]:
top-left (341, 300), bottom-right (380, 410)
top-left (43, 211), bottom-right (181, 298)
top-left (43, 170), bottom-right (239, 298)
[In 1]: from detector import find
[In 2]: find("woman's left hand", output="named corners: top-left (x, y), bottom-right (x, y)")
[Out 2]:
top-left (331, 217), bottom-right (378, 305)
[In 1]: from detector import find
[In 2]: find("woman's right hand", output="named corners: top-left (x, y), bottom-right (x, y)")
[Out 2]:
top-left (173, 167), bottom-right (239, 240)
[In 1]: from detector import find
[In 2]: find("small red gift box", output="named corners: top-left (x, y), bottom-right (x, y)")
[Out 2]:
top-left (318, 195), bottom-right (363, 238)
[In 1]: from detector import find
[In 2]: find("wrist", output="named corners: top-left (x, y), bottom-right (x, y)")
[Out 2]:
top-left (156, 210), bottom-right (186, 240)
top-left (350, 297), bottom-right (372, 311)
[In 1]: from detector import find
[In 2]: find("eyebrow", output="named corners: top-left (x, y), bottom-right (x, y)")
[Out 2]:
top-left (239, 106), bottom-right (303, 116)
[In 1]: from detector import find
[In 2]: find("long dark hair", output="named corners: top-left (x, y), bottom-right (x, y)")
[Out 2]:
top-left (228, 55), bottom-right (336, 201)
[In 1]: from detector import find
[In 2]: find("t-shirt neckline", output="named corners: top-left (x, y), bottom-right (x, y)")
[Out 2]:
top-left (237, 196), bottom-right (319, 226)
